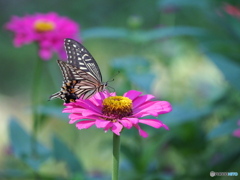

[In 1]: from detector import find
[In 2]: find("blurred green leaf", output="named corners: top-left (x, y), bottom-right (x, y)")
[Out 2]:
top-left (112, 56), bottom-right (150, 71)
top-left (82, 27), bottom-right (206, 43)
top-left (121, 135), bottom-right (170, 179)
top-left (52, 135), bottom-right (84, 175)
top-left (38, 105), bottom-right (68, 120)
top-left (163, 102), bottom-right (213, 126)
top-left (0, 168), bottom-right (67, 180)
top-left (121, 145), bottom-right (139, 171)
top-left (208, 138), bottom-right (240, 172)
top-left (0, 169), bottom-right (29, 179)
top-left (145, 174), bottom-right (173, 180)
top-left (159, 0), bottom-right (210, 9)
top-left (82, 27), bottom-right (128, 40)
top-left (8, 117), bottom-right (50, 171)
top-left (229, 17), bottom-right (240, 40)
top-left (206, 53), bottom-right (240, 90)
top-left (207, 117), bottom-right (239, 140)
top-left (112, 56), bottom-right (155, 92)
top-left (128, 73), bottom-right (155, 92)
top-left (143, 26), bottom-right (206, 41)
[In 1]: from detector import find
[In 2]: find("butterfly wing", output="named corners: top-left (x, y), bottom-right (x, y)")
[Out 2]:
top-left (49, 39), bottom-right (106, 102)
top-left (56, 60), bottom-right (104, 99)
top-left (57, 60), bottom-right (81, 81)
top-left (49, 80), bottom-right (80, 102)
top-left (57, 60), bottom-right (101, 84)
top-left (72, 80), bottom-right (105, 99)
top-left (64, 38), bottom-right (103, 82)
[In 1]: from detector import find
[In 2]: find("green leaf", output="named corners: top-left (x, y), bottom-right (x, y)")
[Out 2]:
top-left (112, 56), bottom-right (155, 92)
top-left (206, 53), bottom-right (240, 90)
top-left (37, 105), bottom-right (68, 120)
top-left (143, 26), bottom-right (206, 41)
top-left (229, 17), bottom-right (240, 40)
top-left (163, 102), bottom-right (212, 126)
top-left (8, 117), bottom-right (50, 170)
top-left (82, 27), bottom-right (128, 40)
top-left (0, 169), bottom-right (29, 179)
top-left (112, 56), bottom-right (149, 71)
top-left (159, 0), bottom-right (210, 9)
top-left (82, 27), bottom-right (206, 43)
top-left (52, 135), bottom-right (84, 174)
top-left (207, 117), bottom-right (239, 140)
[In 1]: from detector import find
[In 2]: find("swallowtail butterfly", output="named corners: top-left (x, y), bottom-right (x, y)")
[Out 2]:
top-left (49, 38), bottom-right (107, 103)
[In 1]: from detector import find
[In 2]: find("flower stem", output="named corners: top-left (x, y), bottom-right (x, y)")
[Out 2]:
top-left (112, 133), bottom-right (120, 180)
top-left (31, 58), bottom-right (43, 155)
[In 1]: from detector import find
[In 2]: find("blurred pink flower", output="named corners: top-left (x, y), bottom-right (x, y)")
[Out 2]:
top-left (63, 90), bottom-right (172, 138)
top-left (224, 4), bottom-right (240, 18)
top-left (5, 12), bottom-right (80, 60)
top-left (233, 120), bottom-right (240, 138)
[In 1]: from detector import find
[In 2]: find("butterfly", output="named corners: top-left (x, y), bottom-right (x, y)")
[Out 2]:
top-left (49, 38), bottom-right (108, 103)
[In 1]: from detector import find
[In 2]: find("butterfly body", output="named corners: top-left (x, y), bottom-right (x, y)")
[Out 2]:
top-left (49, 39), bottom-right (107, 103)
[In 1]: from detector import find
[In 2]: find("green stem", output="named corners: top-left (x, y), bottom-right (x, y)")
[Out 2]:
top-left (31, 58), bottom-right (43, 155)
top-left (112, 133), bottom-right (120, 180)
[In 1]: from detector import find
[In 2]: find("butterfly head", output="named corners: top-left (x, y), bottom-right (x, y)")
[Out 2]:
top-left (103, 81), bottom-right (108, 86)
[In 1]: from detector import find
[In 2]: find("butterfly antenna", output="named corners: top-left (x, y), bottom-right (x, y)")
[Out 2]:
top-left (107, 71), bottom-right (120, 82)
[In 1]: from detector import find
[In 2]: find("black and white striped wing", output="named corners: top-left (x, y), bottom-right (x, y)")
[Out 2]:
top-left (49, 39), bottom-right (107, 103)
top-left (71, 78), bottom-right (106, 100)
top-left (57, 60), bottom-right (105, 99)
top-left (64, 38), bottom-right (102, 82)
top-left (57, 60), bottom-right (102, 85)
top-left (57, 60), bottom-right (81, 81)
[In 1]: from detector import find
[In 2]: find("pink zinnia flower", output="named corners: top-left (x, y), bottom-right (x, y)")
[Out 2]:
top-left (233, 120), bottom-right (240, 138)
top-left (63, 90), bottom-right (172, 138)
top-left (4, 12), bottom-right (80, 60)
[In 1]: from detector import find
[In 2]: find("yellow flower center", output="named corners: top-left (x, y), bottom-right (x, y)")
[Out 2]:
top-left (102, 96), bottom-right (133, 121)
top-left (34, 20), bottom-right (55, 32)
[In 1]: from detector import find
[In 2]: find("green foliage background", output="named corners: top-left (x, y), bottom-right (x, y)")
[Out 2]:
top-left (0, 0), bottom-right (240, 179)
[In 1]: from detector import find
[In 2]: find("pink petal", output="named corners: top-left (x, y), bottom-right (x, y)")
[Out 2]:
top-left (81, 109), bottom-right (101, 117)
top-left (86, 91), bottom-right (115, 108)
top-left (99, 91), bottom-right (114, 99)
top-left (88, 92), bottom-right (105, 106)
top-left (68, 114), bottom-right (87, 124)
top-left (13, 34), bottom-right (31, 47)
top-left (123, 90), bottom-right (142, 100)
top-left (76, 120), bottom-right (95, 129)
top-left (233, 129), bottom-right (240, 138)
top-left (103, 122), bottom-right (113, 132)
top-left (89, 91), bottom-right (113, 106)
top-left (62, 107), bottom-right (73, 113)
top-left (64, 106), bottom-right (101, 118)
top-left (122, 118), bottom-right (139, 124)
top-left (63, 107), bottom-right (83, 113)
top-left (75, 99), bottom-right (102, 114)
top-left (134, 101), bottom-right (172, 117)
top-left (134, 124), bottom-right (148, 138)
top-left (58, 48), bottom-right (67, 60)
top-left (111, 122), bottom-right (123, 136)
top-left (139, 119), bottom-right (169, 130)
top-left (39, 48), bottom-right (52, 60)
top-left (132, 94), bottom-right (155, 109)
top-left (119, 119), bottom-right (133, 129)
top-left (95, 119), bottom-right (111, 128)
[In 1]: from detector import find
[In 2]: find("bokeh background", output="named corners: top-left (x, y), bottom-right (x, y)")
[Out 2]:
top-left (0, 0), bottom-right (240, 179)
